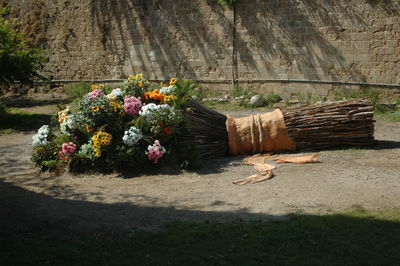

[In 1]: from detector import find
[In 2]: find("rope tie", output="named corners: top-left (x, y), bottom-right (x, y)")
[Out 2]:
top-left (226, 109), bottom-right (296, 155)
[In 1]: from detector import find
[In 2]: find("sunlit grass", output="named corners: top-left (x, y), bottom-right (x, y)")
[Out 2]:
top-left (0, 106), bottom-right (51, 134)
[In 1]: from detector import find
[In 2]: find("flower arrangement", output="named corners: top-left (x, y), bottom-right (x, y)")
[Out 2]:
top-left (31, 75), bottom-right (191, 173)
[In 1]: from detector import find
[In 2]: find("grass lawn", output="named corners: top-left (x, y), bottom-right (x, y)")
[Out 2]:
top-left (375, 111), bottom-right (400, 122)
top-left (1, 208), bottom-right (399, 266)
top-left (0, 107), bottom-right (51, 134)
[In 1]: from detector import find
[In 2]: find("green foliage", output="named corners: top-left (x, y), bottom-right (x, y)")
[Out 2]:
top-left (264, 92), bottom-right (282, 106)
top-left (231, 86), bottom-right (255, 99)
top-left (216, 0), bottom-right (240, 6)
top-left (172, 79), bottom-right (200, 109)
top-left (333, 87), bottom-right (380, 105)
top-left (230, 86), bottom-right (256, 107)
top-left (376, 111), bottom-right (400, 122)
top-left (64, 82), bottom-right (91, 100)
top-left (0, 106), bottom-right (51, 134)
top-left (296, 92), bottom-right (313, 105)
top-left (190, 87), bottom-right (222, 100)
top-left (0, 7), bottom-right (46, 93)
top-left (31, 142), bottom-right (59, 170)
top-left (1, 208), bottom-right (400, 265)
top-left (0, 101), bottom-right (6, 114)
top-left (331, 86), bottom-right (397, 113)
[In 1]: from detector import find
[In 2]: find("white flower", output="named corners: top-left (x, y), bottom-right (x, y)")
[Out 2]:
top-left (107, 88), bottom-right (124, 101)
top-left (58, 108), bottom-right (70, 123)
top-left (122, 126), bottom-right (143, 146)
top-left (106, 93), bottom-right (118, 101)
top-left (78, 142), bottom-right (96, 159)
top-left (60, 115), bottom-right (76, 135)
top-left (32, 125), bottom-right (50, 146)
top-left (160, 85), bottom-right (175, 95)
top-left (139, 103), bottom-right (173, 121)
top-left (111, 88), bottom-right (123, 96)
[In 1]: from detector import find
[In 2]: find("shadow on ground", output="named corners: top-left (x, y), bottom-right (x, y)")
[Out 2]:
top-left (0, 179), bottom-right (399, 265)
top-left (1, 96), bottom-right (71, 108)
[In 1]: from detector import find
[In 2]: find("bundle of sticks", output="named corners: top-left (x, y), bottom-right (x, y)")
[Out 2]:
top-left (282, 99), bottom-right (375, 149)
top-left (181, 98), bottom-right (375, 160)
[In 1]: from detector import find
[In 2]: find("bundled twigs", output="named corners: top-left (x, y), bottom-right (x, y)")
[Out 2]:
top-left (282, 99), bottom-right (375, 149)
top-left (180, 98), bottom-right (375, 160)
top-left (180, 99), bottom-right (228, 159)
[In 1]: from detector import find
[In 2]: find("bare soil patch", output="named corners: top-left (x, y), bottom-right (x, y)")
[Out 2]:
top-left (0, 108), bottom-right (399, 236)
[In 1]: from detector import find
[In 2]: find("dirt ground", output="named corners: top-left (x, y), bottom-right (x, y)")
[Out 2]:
top-left (1, 104), bottom-right (399, 236)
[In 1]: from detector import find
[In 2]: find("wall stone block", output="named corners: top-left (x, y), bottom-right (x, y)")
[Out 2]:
top-left (2, 0), bottom-right (399, 88)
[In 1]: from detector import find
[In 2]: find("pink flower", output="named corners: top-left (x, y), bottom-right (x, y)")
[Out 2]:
top-left (88, 89), bottom-right (104, 100)
top-left (61, 142), bottom-right (76, 155)
top-left (146, 140), bottom-right (166, 164)
top-left (124, 96), bottom-right (142, 115)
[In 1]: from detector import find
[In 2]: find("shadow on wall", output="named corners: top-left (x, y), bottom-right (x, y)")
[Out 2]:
top-left (90, 0), bottom-right (232, 79)
top-left (234, 0), bottom-right (367, 81)
top-left (89, 0), bottom-right (398, 81)
top-left (366, 0), bottom-right (399, 15)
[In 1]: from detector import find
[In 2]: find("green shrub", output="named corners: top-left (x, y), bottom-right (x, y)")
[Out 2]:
top-left (333, 86), bottom-right (383, 111)
top-left (264, 92), bottom-right (282, 106)
top-left (231, 86), bottom-right (255, 99)
top-left (296, 92), bottom-right (313, 105)
top-left (0, 7), bottom-right (46, 94)
top-left (64, 82), bottom-right (91, 99)
top-left (31, 142), bottom-right (59, 171)
top-left (0, 102), bottom-right (6, 114)
top-left (191, 87), bottom-right (222, 100)
top-left (216, 0), bottom-right (240, 6)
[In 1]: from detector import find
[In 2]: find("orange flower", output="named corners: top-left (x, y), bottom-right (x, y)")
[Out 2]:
top-left (144, 89), bottom-right (165, 102)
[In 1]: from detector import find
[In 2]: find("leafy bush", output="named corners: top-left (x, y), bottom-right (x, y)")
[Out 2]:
top-left (0, 102), bottom-right (6, 114)
top-left (216, 0), bottom-right (240, 6)
top-left (64, 82), bottom-right (91, 99)
top-left (0, 7), bottom-right (46, 94)
top-left (333, 86), bottom-right (382, 110)
top-left (264, 92), bottom-right (282, 106)
top-left (296, 92), bottom-right (313, 105)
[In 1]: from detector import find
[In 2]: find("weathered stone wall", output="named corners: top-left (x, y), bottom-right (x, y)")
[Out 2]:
top-left (3, 0), bottom-right (400, 93)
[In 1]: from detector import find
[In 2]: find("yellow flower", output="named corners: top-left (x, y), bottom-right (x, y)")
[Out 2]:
top-left (169, 78), bottom-right (177, 86)
top-left (164, 95), bottom-right (177, 103)
top-left (58, 108), bottom-right (70, 123)
top-left (138, 81), bottom-right (143, 88)
top-left (91, 105), bottom-right (104, 112)
top-left (91, 84), bottom-right (104, 91)
top-left (86, 125), bottom-right (93, 132)
top-left (134, 73), bottom-right (143, 79)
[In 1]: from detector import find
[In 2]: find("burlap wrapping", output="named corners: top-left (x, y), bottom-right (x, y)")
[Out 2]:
top-left (226, 109), bottom-right (296, 155)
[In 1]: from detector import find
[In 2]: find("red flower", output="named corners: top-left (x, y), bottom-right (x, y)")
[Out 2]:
top-left (164, 127), bottom-right (172, 135)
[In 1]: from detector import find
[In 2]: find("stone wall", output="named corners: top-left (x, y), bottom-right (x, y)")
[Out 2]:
top-left (2, 0), bottom-right (400, 95)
